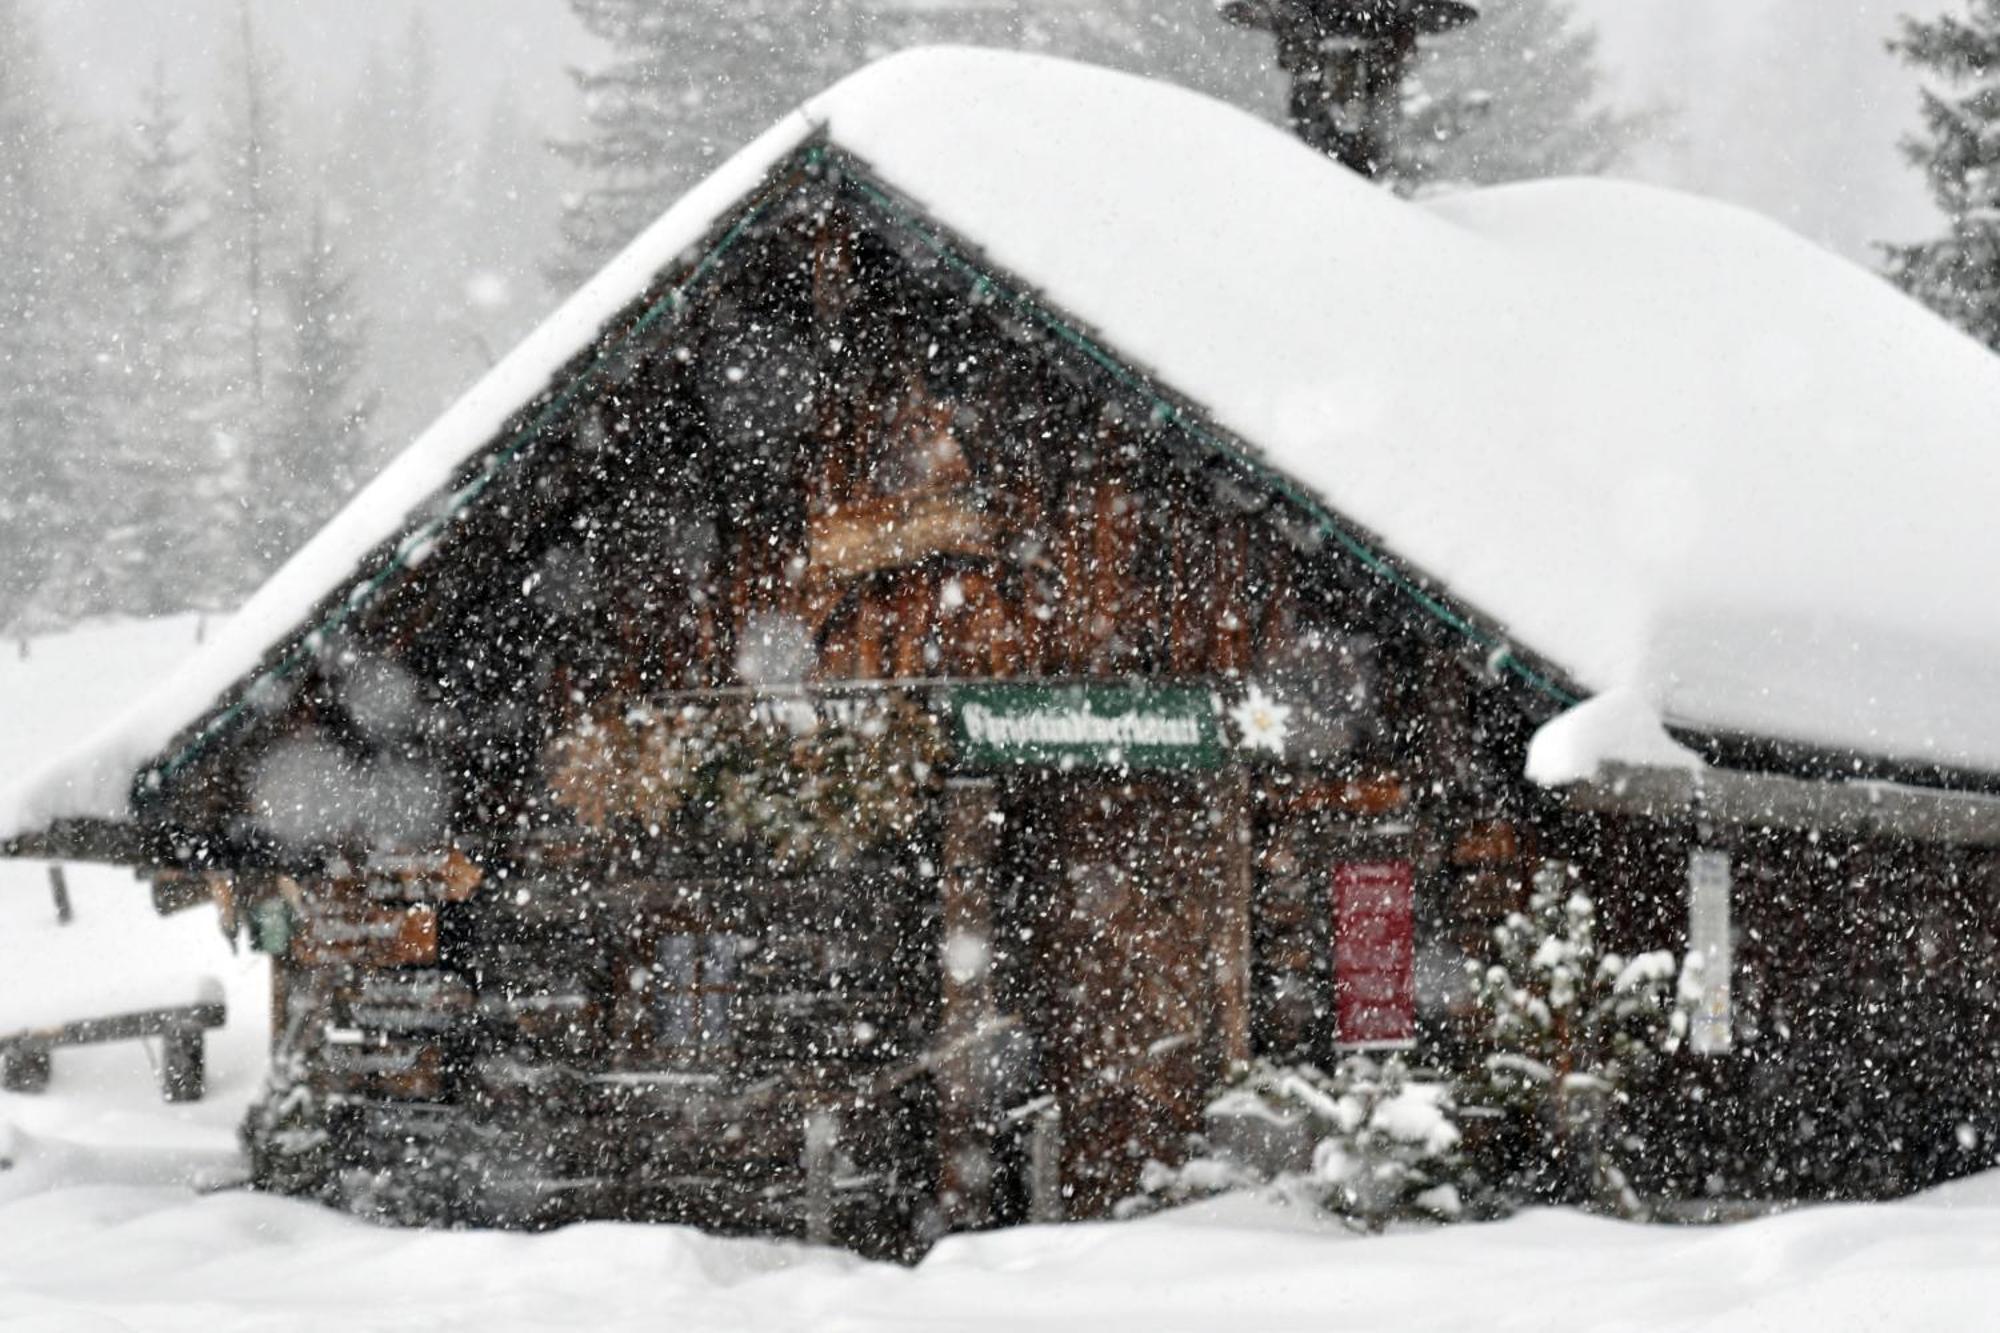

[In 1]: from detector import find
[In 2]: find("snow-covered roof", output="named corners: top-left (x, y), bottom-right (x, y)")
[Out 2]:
top-left (0, 617), bottom-right (218, 782)
top-left (9, 46), bottom-right (2000, 840)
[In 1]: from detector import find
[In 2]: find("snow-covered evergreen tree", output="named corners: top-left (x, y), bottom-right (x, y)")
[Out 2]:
top-left (456, 90), bottom-right (566, 360)
top-left (205, 3), bottom-right (309, 593)
top-left (0, 0), bottom-right (99, 629)
top-left (258, 207), bottom-right (375, 571)
top-left (551, 0), bottom-right (841, 288)
top-left (90, 69), bottom-right (240, 617)
top-left (1404, 0), bottom-right (1655, 189)
top-left (330, 11), bottom-right (475, 450)
top-left (1884, 0), bottom-right (2000, 351)
top-left (1465, 863), bottom-right (1695, 1218)
top-left (1126, 1054), bottom-right (1466, 1230)
top-left (210, 2), bottom-right (296, 414)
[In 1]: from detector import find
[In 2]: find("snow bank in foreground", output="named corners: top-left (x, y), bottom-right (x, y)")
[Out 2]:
top-left (3, 1178), bottom-right (2000, 1330)
top-left (12, 48), bottom-right (2000, 841)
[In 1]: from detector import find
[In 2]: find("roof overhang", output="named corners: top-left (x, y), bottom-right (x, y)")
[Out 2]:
top-left (1559, 762), bottom-right (2000, 848)
top-left (1, 818), bottom-right (155, 867)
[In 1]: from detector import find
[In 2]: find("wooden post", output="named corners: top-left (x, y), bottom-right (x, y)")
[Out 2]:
top-left (802, 1110), bottom-right (840, 1246)
top-left (1213, 770), bottom-right (1256, 1065)
top-left (161, 1028), bottom-right (206, 1103)
top-left (1027, 1100), bottom-right (1064, 1224)
top-left (47, 866), bottom-right (72, 926)
top-left (0, 1043), bottom-right (51, 1094)
top-left (938, 778), bottom-right (1002, 1232)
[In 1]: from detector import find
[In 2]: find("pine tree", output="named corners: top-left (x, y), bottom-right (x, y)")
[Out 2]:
top-left (1126, 1054), bottom-right (1468, 1230)
top-left (457, 89), bottom-right (565, 360)
top-left (0, 0), bottom-right (97, 629)
top-left (212, 1), bottom-right (294, 412)
top-left (1465, 863), bottom-right (1695, 1218)
top-left (258, 206), bottom-right (375, 571)
top-left (331, 11), bottom-right (475, 448)
top-left (1404, 0), bottom-right (1655, 189)
top-left (557, 3), bottom-right (779, 288)
top-left (1884, 0), bottom-right (2000, 351)
top-left (205, 2), bottom-right (302, 594)
top-left (551, 0), bottom-right (891, 288)
top-left (89, 68), bottom-right (238, 617)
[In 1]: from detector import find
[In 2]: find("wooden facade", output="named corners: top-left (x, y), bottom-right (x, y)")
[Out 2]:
top-left (39, 144), bottom-right (2000, 1251)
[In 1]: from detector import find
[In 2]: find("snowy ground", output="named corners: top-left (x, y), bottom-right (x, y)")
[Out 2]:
top-left (4, 1167), bottom-right (2000, 1331)
top-left (4, 875), bottom-right (1999, 1333)
top-left (8, 621), bottom-right (2000, 1329)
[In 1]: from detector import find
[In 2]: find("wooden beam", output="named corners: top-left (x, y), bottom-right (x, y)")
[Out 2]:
top-left (0, 1000), bottom-right (226, 1102)
top-left (1213, 770), bottom-right (1255, 1066)
top-left (1564, 763), bottom-right (2000, 848)
top-left (1, 819), bottom-right (152, 867)
top-left (936, 778), bottom-right (1002, 1231)
top-left (3, 1001), bottom-right (226, 1050)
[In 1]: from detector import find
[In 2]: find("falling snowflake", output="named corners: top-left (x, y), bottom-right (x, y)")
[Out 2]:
top-left (1229, 685), bottom-right (1293, 757)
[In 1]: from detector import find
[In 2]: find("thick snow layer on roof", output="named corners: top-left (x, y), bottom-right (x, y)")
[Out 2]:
top-left (8, 47), bottom-right (2000, 839)
top-left (1525, 692), bottom-right (1705, 788)
top-left (0, 616), bottom-right (216, 778)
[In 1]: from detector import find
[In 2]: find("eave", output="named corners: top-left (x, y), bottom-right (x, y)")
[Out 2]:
top-left (1560, 762), bottom-right (2000, 849)
top-left (1, 818), bottom-right (156, 867)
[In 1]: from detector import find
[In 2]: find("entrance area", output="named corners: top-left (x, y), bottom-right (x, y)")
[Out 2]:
top-left (994, 776), bottom-right (1252, 1217)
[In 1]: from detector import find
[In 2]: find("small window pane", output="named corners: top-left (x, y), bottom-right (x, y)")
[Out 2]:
top-left (656, 935), bottom-right (697, 988)
top-left (701, 990), bottom-right (732, 1046)
top-left (705, 933), bottom-right (744, 985)
top-left (656, 992), bottom-right (697, 1047)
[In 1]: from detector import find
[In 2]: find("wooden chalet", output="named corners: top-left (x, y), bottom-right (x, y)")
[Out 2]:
top-left (10, 50), bottom-right (2000, 1251)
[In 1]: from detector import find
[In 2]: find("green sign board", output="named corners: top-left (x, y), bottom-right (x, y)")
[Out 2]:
top-left (951, 682), bottom-right (1224, 771)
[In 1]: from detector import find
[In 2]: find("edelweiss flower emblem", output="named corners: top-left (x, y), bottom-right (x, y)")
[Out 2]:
top-left (1229, 684), bottom-right (1293, 757)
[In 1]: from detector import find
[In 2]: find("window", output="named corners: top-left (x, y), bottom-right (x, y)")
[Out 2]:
top-left (648, 932), bottom-right (750, 1053)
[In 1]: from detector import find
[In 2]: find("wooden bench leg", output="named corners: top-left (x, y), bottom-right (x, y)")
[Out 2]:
top-left (1, 1043), bottom-right (52, 1095)
top-left (161, 1029), bottom-right (206, 1103)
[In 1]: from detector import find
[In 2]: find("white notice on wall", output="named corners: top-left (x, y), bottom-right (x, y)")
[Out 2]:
top-left (1687, 850), bottom-right (1733, 1056)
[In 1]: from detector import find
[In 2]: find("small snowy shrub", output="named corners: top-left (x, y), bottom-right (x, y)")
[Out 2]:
top-left (1465, 862), bottom-right (1698, 1218)
top-left (1128, 1055), bottom-right (1466, 1232)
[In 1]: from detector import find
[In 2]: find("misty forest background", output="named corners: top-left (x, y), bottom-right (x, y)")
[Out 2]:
top-left (0, 0), bottom-right (1981, 635)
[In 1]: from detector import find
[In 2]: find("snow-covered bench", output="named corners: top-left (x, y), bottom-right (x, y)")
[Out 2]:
top-left (0, 997), bottom-right (226, 1103)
